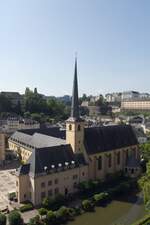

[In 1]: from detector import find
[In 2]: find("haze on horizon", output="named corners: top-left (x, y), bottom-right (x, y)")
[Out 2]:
top-left (0, 0), bottom-right (150, 97)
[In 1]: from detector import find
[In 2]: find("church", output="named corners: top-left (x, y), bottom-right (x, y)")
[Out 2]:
top-left (9, 59), bottom-right (140, 206)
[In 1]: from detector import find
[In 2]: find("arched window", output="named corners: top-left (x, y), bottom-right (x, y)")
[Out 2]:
top-left (98, 156), bottom-right (102, 170)
top-left (78, 125), bottom-right (81, 131)
top-left (69, 124), bottom-right (72, 131)
top-left (117, 152), bottom-right (120, 165)
top-left (108, 154), bottom-right (112, 168)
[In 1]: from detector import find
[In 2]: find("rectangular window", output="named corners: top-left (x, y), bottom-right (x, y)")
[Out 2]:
top-left (55, 179), bottom-right (58, 185)
top-left (48, 190), bottom-right (53, 197)
top-left (73, 175), bottom-right (78, 180)
top-left (98, 156), bottom-right (102, 170)
top-left (108, 154), bottom-right (112, 168)
top-left (117, 152), bottom-right (120, 165)
top-left (54, 188), bottom-right (59, 195)
top-left (41, 192), bottom-right (46, 199)
top-left (48, 180), bottom-right (52, 186)
top-left (41, 182), bottom-right (45, 188)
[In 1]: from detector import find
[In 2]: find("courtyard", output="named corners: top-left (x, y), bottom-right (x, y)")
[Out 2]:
top-left (0, 169), bottom-right (16, 211)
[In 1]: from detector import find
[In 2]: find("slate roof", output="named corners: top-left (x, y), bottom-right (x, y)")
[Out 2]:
top-left (19, 127), bottom-right (66, 139)
top-left (84, 125), bottom-right (138, 155)
top-left (16, 164), bottom-right (30, 175)
top-left (17, 145), bottom-right (86, 176)
top-left (10, 130), bottom-right (66, 149)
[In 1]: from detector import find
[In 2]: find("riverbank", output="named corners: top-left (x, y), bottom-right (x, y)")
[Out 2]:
top-left (68, 193), bottom-right (146, 225)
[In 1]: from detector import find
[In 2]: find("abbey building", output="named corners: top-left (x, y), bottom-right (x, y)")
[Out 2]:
top-left (9, 59), bottom-right (140, 206)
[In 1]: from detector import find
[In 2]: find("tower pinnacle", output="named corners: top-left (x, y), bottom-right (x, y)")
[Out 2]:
top-left (71, 57), bottom-right (79, 119)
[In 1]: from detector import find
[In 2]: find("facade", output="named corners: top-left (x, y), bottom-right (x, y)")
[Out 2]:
top-left (0, 118), bottom-right (40, 134)
top-left (121, 99), bottom-right (150, 112)
top-left (11, 59), bottom-right (140, 206)
top-left (0, 133), bottom-right (6, 165)
top-left (121, 91), bottom-right (140, 100)
top-left (105, 93), bottom-right (122, 103)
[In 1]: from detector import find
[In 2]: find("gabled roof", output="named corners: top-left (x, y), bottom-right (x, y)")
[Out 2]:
top-left (10, 128), bottom-right (66, 149)
top-left (19, 127), bottom-right (66, 139)
top-left (27, 145), bottom-right (86, 176)
top-left (84, 125), bottom-right (138, 155)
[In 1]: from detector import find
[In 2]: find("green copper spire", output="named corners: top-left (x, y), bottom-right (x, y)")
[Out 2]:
top-left (71, 57), bottom-right (79, 119)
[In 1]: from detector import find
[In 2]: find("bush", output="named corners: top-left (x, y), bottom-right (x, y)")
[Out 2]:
top-left (82, 200), bottom-right (94, 212)
top-left (8, 211), bottom-right (23, 225)
top-left (93, 192), bottom-right (110, 206)
top-left (0, 213), bottom-right (6, 225)
top-left (20, 203), bottom-right (33, 212)
top-left (28, 215), bottom-right (43, 225)
top-left (108, 181), bottom-right (133, 197)
top-left (78, 180), bottom-right (101, 197)
top-left (46, 210), bottom-right (56, 225)
top-left (73, 206), bottom-right (82, 216)
top-left (38, 208), bottom-right (48, 217)
top-left (56, 206), bottom-right (70, 223)
top-left (42, 194), bottom-right (66, 210)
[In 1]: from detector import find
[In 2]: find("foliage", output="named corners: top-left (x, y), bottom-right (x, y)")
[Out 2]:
top-left (140, 142), bottom-right (150, 162)
top-left (138, 161), bottom-right (150, 206)
top-left (56, 206), bottom-right (74, 223)
top-left (8, 192), bottom-right (16, 201)
top-left (19, 203), bottom-right (33, 212)
top-left (46, 210), bottom-right (56, 225)
top-left (42, 194), bottom-right (66, 211)
top-left (38, 208), bottom-right (48, 217)
top-left (132, 214), bottom-right (150, 225)
top-left (78, 172), bottom-right (125, 197)
top-left (93, 192), bottom-right (110, 206)
top-left (8, 210), bottom-right (23, 225)
top-left (28, 215), bottom-right (43, 225)
top-left (0, 94), bottom-right (12, 112)
top-left (82, 200), bottom-right (94, 212)
top-left (0, 88), bottom-right (70, 122)
top-left (0, 213), bottom-right (6, 225)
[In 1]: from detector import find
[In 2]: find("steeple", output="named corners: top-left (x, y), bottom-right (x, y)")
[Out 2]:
top-left (66, 57), bottom-right (85, 154)
top-left (71, 57), bottom-right (79, 119)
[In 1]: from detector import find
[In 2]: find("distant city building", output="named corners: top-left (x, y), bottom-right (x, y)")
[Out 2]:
top-left (57, 95), bottom-right (71, 103)
top-left (121, 99), bottom-right (150, 112)
top-left (105, 93), bottom-right (122, 103)
top-left (139, 93), bottom-right (150, 99)
top-left (121, 91), bottom-right (140, 100)
top-left (0, 118), bottom-right (40, 134)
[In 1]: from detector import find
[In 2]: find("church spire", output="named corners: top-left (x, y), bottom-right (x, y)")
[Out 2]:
top-left (71, 57), bottom-right (79, 119)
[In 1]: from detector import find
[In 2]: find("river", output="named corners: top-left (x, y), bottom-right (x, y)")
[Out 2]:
top-left (68, 193), bottom-right (146, 225)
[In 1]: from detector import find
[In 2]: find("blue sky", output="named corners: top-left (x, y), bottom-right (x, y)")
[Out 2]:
top-left (0, 0), bottom-right (150, 96)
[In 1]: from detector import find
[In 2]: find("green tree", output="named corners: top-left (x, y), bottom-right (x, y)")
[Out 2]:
top-left (38, 208), bottom-right (47, 218)
top-left (0, 93), bottom-right (12, 112)
top-left (0, 213), bottom-right (6, 225)
top-left (8, 211), bottom-right (23, 225)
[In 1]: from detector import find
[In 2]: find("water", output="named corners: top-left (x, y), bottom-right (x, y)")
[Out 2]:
top-left (68, 193), bottom-right (146, 225)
